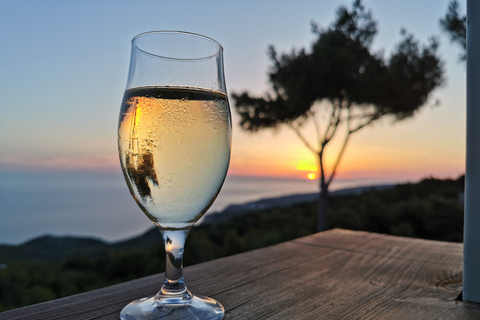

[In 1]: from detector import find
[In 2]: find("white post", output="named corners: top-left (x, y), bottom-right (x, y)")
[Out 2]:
top-left (464, 0), bottom-right (480, 303)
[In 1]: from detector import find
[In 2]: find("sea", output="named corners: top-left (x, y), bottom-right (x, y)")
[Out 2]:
top-left (0, 170), bottom-right (394, 245)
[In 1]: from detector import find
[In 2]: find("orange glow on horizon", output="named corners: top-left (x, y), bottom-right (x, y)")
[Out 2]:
top-left (295, 159), bottom-right (317, 172)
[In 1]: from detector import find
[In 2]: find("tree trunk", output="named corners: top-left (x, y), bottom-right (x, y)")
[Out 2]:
top-left (317, 151), bottom-right (328, 232)
top-left (317, 179), bottom-right (328, 232)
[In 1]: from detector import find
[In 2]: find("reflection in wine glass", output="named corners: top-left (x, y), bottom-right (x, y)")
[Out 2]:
top-left (118, 31), bottom-right (231, 320)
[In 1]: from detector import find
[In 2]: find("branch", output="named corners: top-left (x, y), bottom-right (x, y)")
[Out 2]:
top-left (322, 100), bottom-right (342, 147)
top-left (326, 100), bottom-right (348, 142)
top-left (322, 101), bottom-right (338, 147)
top-left (326, 109), bottom-right (352, 187)
top-left (309, 109), bottom-right (323, 150)
top-left (326, 109), bottom-right (386, 187)
top-left (348, 111), bottom-right (385, 134)
top-left (286, 122), bottom-right (317, 154)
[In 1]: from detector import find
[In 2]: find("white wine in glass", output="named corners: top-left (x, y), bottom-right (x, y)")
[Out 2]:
top-left (118, 31), bottom-right (231, 320)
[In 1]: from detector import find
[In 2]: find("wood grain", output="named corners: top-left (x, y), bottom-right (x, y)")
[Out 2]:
top-left (1, 229), bottom-right (479, 320)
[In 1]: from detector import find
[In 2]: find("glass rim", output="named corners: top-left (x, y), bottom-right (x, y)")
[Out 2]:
top-left (132, 30), bottom-right (223, 61)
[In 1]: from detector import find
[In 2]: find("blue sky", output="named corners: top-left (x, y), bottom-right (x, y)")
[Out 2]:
top-left (0, 0), bottom-right (466, 180)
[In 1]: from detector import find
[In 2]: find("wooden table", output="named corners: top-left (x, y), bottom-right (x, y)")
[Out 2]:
top-left (1, 229), bottom-right (479, 319)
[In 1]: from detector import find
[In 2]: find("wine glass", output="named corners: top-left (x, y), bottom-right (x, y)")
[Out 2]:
top-left (117, 31), bottom-right (231, 320)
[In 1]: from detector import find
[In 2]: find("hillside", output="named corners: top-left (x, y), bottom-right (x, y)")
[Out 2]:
top-left (0, 184), bottom-right (393, 264)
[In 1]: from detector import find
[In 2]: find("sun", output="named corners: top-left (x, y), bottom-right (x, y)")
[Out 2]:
top-left (307, 173), bottom-right (316, 180)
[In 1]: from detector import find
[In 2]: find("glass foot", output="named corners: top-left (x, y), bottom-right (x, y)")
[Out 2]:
top-left (120, 290), bottom-right (225, 320)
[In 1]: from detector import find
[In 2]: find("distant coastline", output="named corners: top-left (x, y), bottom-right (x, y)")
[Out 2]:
top-left (1, 171), bottom-right (399, 245)
top-left (202, 184), bottom-right (394, 225)
top-left (1, 183), bottom-right (394, 250)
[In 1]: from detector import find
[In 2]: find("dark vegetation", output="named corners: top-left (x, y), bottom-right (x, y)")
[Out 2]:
top-left (0, 177), bottom-right (464, 311)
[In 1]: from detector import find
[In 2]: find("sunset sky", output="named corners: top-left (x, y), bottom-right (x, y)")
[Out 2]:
top-left (0, 0), bottom-right (466, 183)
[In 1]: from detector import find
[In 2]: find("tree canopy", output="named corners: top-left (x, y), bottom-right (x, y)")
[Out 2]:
top-left (440, 0), bottom-right (466, 61)
top-left (234, 1), bottom-right (444, 132)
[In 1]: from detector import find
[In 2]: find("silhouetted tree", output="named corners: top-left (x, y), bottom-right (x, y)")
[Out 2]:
top-left (232, 0), bottom-right (445, 231)
top-left (440, 0), bottom-right (466, 62)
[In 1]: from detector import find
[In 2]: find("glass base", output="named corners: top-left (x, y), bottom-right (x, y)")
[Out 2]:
top-left (120, 290), bottom-right (225, 320)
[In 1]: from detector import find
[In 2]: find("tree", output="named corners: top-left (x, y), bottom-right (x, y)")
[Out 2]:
top-left (440, 0), bottom-right (466, 62)
top-left (232, 0), bottom-right (445, 231)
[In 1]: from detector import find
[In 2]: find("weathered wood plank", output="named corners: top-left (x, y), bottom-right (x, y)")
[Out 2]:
top-left (1, 229), bottom-right (479, 320)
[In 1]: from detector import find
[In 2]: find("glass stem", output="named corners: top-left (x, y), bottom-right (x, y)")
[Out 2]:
top-left (158, 229), bottom-right (190, 297)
